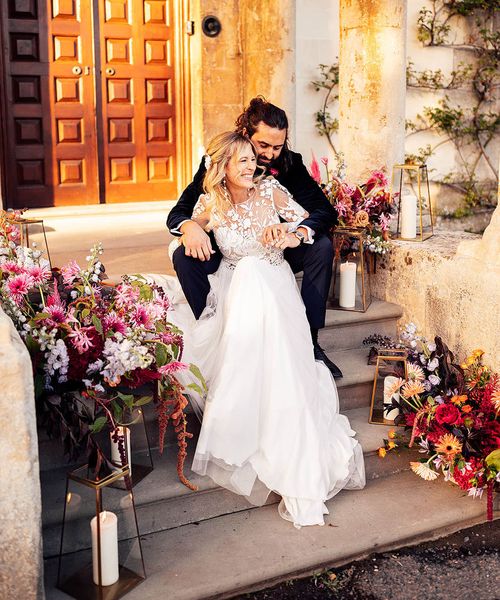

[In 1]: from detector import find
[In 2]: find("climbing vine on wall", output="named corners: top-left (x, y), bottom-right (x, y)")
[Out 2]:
top-left (312, 0), bottom-right (499, 216)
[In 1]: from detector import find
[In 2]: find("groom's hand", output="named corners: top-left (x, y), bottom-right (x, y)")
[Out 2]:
top-left (179, 221), bottom-right (215, 261)
top-left (262, 223), bottom-right (288, 245)
top-left (274, 232), bottom-right (301, 250)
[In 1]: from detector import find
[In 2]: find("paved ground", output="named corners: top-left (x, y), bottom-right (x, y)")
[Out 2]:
top-left (28, 201), bottom-right (177, 278)
top-left (237, 521), bottom-right (500, 600)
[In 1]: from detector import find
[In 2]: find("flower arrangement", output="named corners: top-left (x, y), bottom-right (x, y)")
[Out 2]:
top-left (309, 155), bottom-right (396, 255)
top-left (0, 210), bottom-right (201, 488)
top-left (376, 323), bottom-right (499, 519)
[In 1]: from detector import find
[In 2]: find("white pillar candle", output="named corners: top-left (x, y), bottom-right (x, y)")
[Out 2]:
top-left (339, 261), bottom-right (357, 308)
top-left (383, 375), bottom-right (400, 421)
top-left (90, 511), bottom-right (119, 586)
top-left (400, 194), bottom-right (417, 239)
top-left (110, 426), bottom-right (131, 477)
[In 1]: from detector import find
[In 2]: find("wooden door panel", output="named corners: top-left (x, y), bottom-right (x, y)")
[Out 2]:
top-left (98, 0), bottom-right (176, 202)
top-left (1, 0), bottom-right (99, 208)
top-left (1, 0), bottom-right (178, 208)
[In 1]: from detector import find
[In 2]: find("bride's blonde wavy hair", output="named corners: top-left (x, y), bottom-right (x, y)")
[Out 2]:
top-left (203, 131), bottom-right (262, 217)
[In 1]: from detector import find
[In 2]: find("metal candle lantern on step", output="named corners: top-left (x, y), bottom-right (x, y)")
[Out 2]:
top-left (369, 348), bottom-right (408, 425)
top-left (7, 213), bottom-right (52, 267)
top-left (328, 226), bottom-right (372, 312)
top-left (57, 464), bottom-right (146, 600)
top-left (391, 164), bottom-right (434, 242)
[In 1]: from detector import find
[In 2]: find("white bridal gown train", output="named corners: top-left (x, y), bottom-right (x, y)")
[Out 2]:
top-left (154, 177), bottom-right (365, 528)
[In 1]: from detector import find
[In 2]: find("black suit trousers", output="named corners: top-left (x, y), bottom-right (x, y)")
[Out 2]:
top-left (172, 234), bottom-right (333, 329)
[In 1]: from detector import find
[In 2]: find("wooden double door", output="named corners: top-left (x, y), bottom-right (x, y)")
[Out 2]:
top-left (1, 0), bottom-right (180, 208)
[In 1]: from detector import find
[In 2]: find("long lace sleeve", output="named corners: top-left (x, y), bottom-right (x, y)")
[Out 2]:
top-left (192, 193), bottom-right (212, 230)
top-left (270, 179), bottom-right (308, 224)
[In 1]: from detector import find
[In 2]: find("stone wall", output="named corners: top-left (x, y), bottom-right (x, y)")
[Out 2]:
top-left (0, 308), bottom-right (44, 599)
top-left (371, 203), bottom-right (500, 371)
top-left (293, 0), bottom-right (498, 209)
top-left (194, 1), bottom-right (296, 151)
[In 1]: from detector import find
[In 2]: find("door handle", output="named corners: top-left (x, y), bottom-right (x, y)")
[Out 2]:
top-left (105, 67), bottom-right (116, 76)
top-left (72, 65), bottom-right (82, 75)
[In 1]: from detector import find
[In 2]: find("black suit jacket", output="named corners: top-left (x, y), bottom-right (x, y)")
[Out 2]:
top-left (167, 150), bottom-right (338, 236)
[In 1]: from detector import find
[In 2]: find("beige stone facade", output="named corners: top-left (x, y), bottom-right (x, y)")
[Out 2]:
top-left (0, 309), bottom-right (44, 600)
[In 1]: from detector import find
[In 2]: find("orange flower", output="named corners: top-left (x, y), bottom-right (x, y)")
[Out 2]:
top-left (435, 433), bottom-right (462, 458)
top-left (451, 394), bottom-right (468, 405)
top-left (387, 441), bottom-right (397, 450)
top-left (402, 380), bottom-right (425, 398)
top-left (378, 447), bottom-right (387, 458)
top-left (388, 429), bottom-right (397, 440)
top-left (461, 404), bottom-right (472, 413)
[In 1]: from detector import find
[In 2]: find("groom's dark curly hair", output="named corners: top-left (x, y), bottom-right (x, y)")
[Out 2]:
top-left (235, 96), bottom-right (293, 173)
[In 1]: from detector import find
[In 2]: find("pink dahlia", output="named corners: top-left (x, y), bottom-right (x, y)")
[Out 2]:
top-left (131, 304), bottom-right (153, 329)
top-left (28, 264), bottom-right (52, 285)
top-left (0, 261), bottom-right (22, 275)
top-left (60, 260), bottom-right (81, 286)
top-left (103, 312), bottom-right (127, 335)
top-left (6, 273), bottom-right (33, 303)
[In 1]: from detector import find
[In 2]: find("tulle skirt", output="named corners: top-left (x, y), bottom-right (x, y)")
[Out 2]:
top-left (151, 256), bottom-right (365, 528)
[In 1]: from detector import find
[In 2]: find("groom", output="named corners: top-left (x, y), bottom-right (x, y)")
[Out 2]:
top-left (167, 96), bottom-right (343, 378)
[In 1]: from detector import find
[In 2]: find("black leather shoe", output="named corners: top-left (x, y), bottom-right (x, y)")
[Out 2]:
top-left (313, 344), bottom-right (343, 378)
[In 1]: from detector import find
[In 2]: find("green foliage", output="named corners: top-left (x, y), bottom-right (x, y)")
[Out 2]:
top-left (313, 2), bottom-right (499, 217)
top-left (417, 0), bottom-right (499, 46)
top-left (311, 63), bottom-right (340, 156)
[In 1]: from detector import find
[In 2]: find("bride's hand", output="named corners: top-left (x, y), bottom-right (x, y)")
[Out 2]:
top-left (273, 232), bottom-right (301, 250)
top-left (262, 223), bottom-right (288, 245)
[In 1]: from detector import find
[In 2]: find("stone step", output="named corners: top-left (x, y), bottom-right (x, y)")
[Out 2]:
top-left (40, 405), bottom-right (419, 557)
top-left (320, 300), bottom-right (403, 351)
top-left (43, 469), bottom-right (494, 600)
top-left (37, 346), bottom-right (378, 473)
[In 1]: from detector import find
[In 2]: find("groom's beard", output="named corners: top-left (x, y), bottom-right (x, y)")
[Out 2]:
top-left (257, 156), bottom-right (278, 170)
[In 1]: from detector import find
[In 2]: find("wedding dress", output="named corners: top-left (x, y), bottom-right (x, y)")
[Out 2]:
top-left (154, 177), bottom-right (365, 528)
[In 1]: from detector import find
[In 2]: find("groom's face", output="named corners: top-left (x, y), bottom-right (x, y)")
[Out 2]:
top-left (249, 122), bottom-right (286, 168)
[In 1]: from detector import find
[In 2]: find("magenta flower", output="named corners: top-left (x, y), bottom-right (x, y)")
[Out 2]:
top-left (320, 156), bottom-right (329, 166)
top-left (378, 213), bottom-right (391, 231)
top-left (131, 304), bottom-right (153, 329)
top-left (6, 273), bottom-right (33, 303)
top-left (0, 261), bottom-right (22, 275)
top-left (103, 312), bottom-right (127, 335)
top-left (158, 361), bottom-right (188, 375)
top-left (61, 260), bottom-right (81, 286)
top-left (28, 264), bottom-right (52, 285)
top-left (309, 153), bottom-right (321, 184)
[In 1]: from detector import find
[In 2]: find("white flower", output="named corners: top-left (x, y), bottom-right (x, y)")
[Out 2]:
top-left (428, 374), bottom-right (441, 386)
top-left (467, 487), bottom-right (484, 499)
top-left (44, 338), bottom-right (69, 383)
top-left (204, 154), bottom-right (212, 169)
top-left (427, 358), bottom-right (439, 371)
top-left (427, 342), bottom-right (436, 352)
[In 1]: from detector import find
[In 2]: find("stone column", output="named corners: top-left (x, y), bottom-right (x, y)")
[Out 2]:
top-left (240, 0), bottom-right (296, 139)
top-left (0, 308), bottom-right (44, 599)
top-left (339, 0), bottom-right (407, 181)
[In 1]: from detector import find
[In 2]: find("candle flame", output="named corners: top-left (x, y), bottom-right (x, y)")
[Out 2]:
top-left (66, 492), bottom-right (72, 504)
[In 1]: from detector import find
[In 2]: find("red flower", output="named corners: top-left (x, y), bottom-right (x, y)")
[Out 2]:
top-left (124, 368), bottom-right (161, 388)
top-left (66, 327), bottom-right (103, 380)
top-left (435, 403), bottom-right (461, 426)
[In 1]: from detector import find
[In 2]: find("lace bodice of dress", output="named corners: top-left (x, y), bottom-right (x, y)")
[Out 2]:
top-left (192, 177), bottom-right (307, 266)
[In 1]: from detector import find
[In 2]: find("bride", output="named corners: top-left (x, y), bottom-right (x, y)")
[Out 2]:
top-left (163, 131), bottom-right (365, 528)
